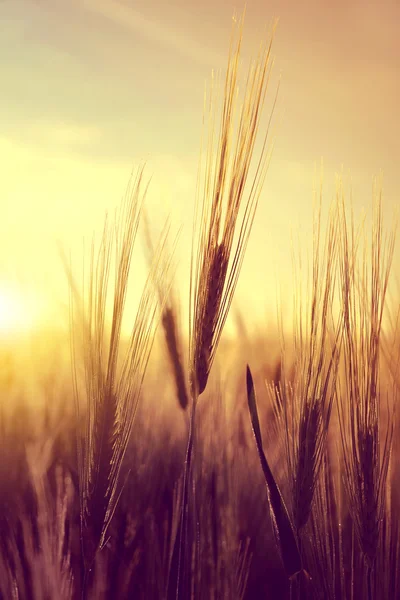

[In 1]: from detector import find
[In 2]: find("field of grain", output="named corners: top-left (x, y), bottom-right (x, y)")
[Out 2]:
top-left (1, 9), bottom-right (399, 600)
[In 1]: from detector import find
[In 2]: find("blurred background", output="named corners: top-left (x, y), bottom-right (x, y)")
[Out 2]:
top-left (0, 0), bottom-right (399, 339)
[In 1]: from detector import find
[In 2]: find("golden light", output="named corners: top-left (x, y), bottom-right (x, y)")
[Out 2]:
top-left (0, 285), bottom-right (41, 337)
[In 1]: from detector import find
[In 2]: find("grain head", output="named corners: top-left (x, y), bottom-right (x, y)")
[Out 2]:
top-left (189, 12), bottom-right (278, 401)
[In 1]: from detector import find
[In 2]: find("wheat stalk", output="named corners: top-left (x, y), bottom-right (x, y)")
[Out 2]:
top-left (189, 10), bottom-right (278, 400)
top-left (174, 12), bottom-right (278, 598)
top-left (142, 210), bottom-right (189, 410)
top-left (69, 167), bottom-right (173, 576)
top-left (337, 183), bottom-right (396, 585)
top-left (279, 192), bottom-right (341, 535)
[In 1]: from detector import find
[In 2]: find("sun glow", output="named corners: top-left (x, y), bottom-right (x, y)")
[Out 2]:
top-left (0, 285), bottom-right (41, 336)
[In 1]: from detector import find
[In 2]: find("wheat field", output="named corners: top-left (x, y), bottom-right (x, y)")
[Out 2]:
top-left (1, 11), bottom-right (399, 600)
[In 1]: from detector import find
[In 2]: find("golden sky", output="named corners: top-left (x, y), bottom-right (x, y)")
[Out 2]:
top-left (0, 0), bottom-right (399, 335)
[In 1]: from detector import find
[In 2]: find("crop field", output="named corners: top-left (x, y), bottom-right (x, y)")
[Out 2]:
top-left (1, 7), bottom-right (399, 600)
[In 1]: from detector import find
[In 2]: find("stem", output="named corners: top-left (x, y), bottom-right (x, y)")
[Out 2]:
top-left (176, 398), bottom-right (197, 599)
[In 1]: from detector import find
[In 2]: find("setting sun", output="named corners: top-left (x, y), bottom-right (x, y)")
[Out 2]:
top-left (0, 285), bottom-right (41, 336)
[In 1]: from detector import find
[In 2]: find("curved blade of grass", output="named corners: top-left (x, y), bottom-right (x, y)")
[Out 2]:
top-left (246, 365), bottom-right (302, 579)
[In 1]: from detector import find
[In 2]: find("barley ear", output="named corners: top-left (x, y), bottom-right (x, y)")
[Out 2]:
top-left (189, 12), bottom-right (278, 401)
top-left (142, 209), bottom-right (189, 410)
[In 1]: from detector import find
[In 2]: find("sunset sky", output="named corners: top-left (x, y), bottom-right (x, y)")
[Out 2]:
top-left (1, 0), bottom-right (399, 335)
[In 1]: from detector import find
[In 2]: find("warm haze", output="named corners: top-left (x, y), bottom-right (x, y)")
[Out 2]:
top-left (1, 4), bottom-right (400, 600)
top-left (1, 0), bottom-right (399, 336)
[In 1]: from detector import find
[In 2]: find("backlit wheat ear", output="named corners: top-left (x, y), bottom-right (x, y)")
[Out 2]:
top-left (195, 243), bottom-right (229, 394)
top-left (142, 210), bottom-right (189, 410)
top-left (337, 184), bottom-right (396, 577)
top-left (70, 166), bottom-right (174, 571)
top-left (189, 12), bottom-right (278, 400)
top-left (281, 193), bottom-right (341, 534)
